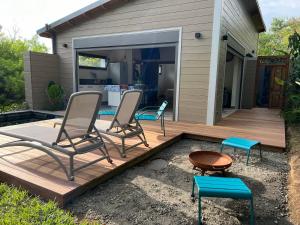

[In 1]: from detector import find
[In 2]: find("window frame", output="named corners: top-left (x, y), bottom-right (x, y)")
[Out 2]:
top-left (78, 53), bottom-right (108, 70)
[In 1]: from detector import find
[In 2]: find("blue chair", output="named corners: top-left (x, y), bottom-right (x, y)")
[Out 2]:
top-left (191, 176), bottom-right (254, 225)
top-left (220, 137), bottom-right (262, 165)
top-left (135, 101), bottom-right (168, 136)
top-left (98, 101), bottom-right (168, 136)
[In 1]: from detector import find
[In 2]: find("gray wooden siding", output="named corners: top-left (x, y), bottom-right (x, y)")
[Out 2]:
top-left (214, 0), bottom-right (259, 122)
top-left (55, 0), bottom-right (215, 123)
top-left (24, 52), bottom-right (59, 109)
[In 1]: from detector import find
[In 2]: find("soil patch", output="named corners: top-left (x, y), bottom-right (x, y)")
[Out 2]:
top-left (287, 125), bottom-right (300, 225)
top-left (68, 140), bottom-right (290, 225)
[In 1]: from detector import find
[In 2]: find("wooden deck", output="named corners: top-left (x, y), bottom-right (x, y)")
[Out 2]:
top-left (0, 108), bottom-right (285, 206)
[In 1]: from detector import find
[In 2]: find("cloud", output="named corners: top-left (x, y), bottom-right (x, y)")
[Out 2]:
top-left (258, 0), bottom-right (300, 29)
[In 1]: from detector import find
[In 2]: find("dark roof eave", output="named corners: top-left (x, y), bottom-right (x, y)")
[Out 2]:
top-left (37, 0), bottom-right (266, 38)
top-left (37, 0), bottom-right (112, 38)
top-left (255, 0), bottom-right (266, 32)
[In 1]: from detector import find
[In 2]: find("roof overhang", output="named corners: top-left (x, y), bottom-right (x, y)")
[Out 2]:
top-left (37, 0), bottom-right (126, 38)
top-left (241, 0), bottom-right (266, 33)
top-left (38, 0), bottom-right (266, 38)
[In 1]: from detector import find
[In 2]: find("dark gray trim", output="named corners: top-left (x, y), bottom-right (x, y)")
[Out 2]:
top-left (52, 33), bottom-right (57, 54)
top-left (227, 34), bottom-right (245, 57)
top-left (73, 30), bottom-right (180, 49)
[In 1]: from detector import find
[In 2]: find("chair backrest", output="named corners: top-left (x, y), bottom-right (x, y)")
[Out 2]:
top-left (156, 101), bottom-right (168, 118)
top-left (56, 91), bottom-right (102, 142)
top-left (109, 90), bottom-right (142, 129)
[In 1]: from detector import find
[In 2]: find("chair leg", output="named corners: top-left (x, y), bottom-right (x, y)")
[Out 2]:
top-left (198, 196), bottom-right (202, 225)
top-left (191, 177), bottom-right (195, 201)
top-left (141, 131), bottom-right (149, 147)
top-left (121, 138), bottom-right (126, 158)
top-left (250, 197), bottom-right (255, 225)
top-left (162, 116), bottom-right (166, 136)
top-left (259, 144), bottom-right (262, 160)
top-left (246, 149), bottom-right (251, 166)
top-left (102, 144), bottom-right (113, 164)
top-left (69, 155), bottom-right (74, 181)
top-left (220, 144), bottom-right (224, 153)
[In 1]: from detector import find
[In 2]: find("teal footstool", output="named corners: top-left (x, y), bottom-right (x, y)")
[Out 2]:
top-left (191, 176), bottom-right (254, 225)
top-left (220, 137), bottom-right (262, 165)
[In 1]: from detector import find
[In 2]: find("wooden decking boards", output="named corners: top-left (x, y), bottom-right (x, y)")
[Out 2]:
top-left (0, 108), bottom-right (285, 206)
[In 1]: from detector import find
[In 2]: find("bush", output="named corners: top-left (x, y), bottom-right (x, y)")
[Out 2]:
top-left (0, 183), bottom-right (97, 225)
top-left (46, 81), bottom-right (65, 111)
top-left (0, 102), bottom-right (28, 113)
top-left (283, 32), bottom-right (300, 124)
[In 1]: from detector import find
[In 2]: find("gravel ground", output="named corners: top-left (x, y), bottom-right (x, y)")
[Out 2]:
top-left (68, 139), bottom-right (290, 225)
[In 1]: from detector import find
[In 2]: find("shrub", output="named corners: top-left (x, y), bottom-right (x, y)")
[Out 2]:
top-left (46, 81), bottom-right (65, 111)
top-left (0, 102), bottom-right (28, 113)
top-left (283, 32), bottom-right (300, 124)
top-left (0, 183), bottom-right (97, 225)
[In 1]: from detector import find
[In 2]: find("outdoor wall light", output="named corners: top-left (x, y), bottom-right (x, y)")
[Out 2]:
top-left (222, 35), bottom-right (228, 41)
top-left (62, 43), bottom-right (68, 48)
top-left (195, 32), bottom-right (202, 39)
top-left (252, 50), bottom-right (255, 54)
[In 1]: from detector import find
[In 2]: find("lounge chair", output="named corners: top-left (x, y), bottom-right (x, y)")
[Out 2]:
top-left (95, 90), bottom-right (149, 158)
top-left (135, 101), bottom-right (168, 136)
top-left (98, 101), bottom-right (168, 136)
top-left (0, 91), bottom-right (112, 181)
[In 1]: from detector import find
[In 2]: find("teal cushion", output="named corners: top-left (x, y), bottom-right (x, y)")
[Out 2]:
top-left (135, 114), bottom-right (157, 121)
top-left (194, 176), bottom-right (252, 199)
top-left (222, 137), bottom-right (259, 150)
top-left (98, 110), bottom-right (116, 116)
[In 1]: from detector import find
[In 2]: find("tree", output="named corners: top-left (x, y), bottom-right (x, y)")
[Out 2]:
top-left (258, 17), bottom-right (300, 56)
top-left (0, 27), bottom-right (48, 109)
top-left (283, 31), bottom-right (300, 123)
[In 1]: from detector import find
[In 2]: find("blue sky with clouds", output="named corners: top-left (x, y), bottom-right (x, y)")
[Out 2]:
top-left (0, 0), bottom-right (299, 48)
top-left (258, 0), bottom-right (300, 29)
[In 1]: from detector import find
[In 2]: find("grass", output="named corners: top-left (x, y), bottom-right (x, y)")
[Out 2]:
top-left (0, 183), bottom-right (99, 225)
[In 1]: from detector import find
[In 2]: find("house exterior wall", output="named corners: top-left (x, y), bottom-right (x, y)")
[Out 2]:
top-left (24, 52), bottom-right (59, 109)
top-left (214, 0), bottom-right (259, 122)
top-left (55, 0), bottom-right (215, 123)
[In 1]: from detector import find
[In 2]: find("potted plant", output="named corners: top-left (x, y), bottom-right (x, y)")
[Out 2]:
top-left (46, 81), bottom-right (65, 111)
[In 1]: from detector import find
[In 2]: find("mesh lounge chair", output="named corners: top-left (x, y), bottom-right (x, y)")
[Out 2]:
top-left (135, 101), bottom-right (168, 136)
top-left (95, 90), bottom-right (149, 158)
top-left (0, 91), bottom-right (112, 181)
top-left (98, 101), bottom-right (168, 136)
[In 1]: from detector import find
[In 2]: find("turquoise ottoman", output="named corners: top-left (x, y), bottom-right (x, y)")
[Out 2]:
top-left (220, 137), bottom-right (262, 165)
top-left (191, 176), bottom-right (254, 225)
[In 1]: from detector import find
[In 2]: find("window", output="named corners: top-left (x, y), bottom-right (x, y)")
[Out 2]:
top-left (78, 53), bottom-right (108, 70)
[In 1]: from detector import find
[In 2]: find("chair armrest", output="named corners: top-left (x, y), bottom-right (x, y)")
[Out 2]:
top-left (53, 122), bottom-right (62, 128)
top-left (138, 106), bottom-right (160, 112)
top-left (136, 110), bottom-right (157, 116)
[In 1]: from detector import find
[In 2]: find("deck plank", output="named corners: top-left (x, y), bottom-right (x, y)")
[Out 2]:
top-left (0, 108), bottom-right (285, 206)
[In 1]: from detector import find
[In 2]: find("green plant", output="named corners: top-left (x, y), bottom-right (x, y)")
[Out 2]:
top-left (283, 31), bottom-right (300, 123)
top-left (0, 183), bottom-right (98, 225)
top-left (46, 81), bottom-right (65, 111)
top-left (0, 102), bottom-right (28, 113)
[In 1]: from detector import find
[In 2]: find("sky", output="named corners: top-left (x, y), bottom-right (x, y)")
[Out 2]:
top-left (0, 0), bottom-right (299, 51)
